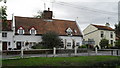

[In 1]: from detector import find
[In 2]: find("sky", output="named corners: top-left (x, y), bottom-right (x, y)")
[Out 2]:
top-left (0, 0), bottom-right (120, 31)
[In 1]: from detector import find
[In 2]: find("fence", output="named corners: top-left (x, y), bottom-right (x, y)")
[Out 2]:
top-left (98, 49), bottom-right (120, 56)
top-left (2, 48), bottom-right (120, 58)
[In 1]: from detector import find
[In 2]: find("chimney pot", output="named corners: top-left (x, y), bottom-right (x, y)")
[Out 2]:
top-left (105, 23), bottom-right (110, 27)
top-left (48, 8), bottom-right (50, 11)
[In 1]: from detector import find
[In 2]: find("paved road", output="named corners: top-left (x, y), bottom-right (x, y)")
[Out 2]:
top-left (2, 51), bottom-right (120, 59)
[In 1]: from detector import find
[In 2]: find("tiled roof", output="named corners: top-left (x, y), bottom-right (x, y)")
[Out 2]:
top-left (15, 16), bottom-right (82, 36)
top-left (2, 20), bottom-right (12, 31)
top-left (116, 33), bottom-right (120, 40)
top-left (92, 24), bottom-right (115, 31)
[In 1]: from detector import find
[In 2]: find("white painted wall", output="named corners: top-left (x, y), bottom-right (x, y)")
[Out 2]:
top-left (83, 24), bottom-right (98, 34)
top-left (14, 35), bottom-right (82, 49)
top-left (98, 30), bottom-right (116, 46)
top-left (60, 36), bottom-right (83, 49)
top-left (15, 35), bottom-right (42, 42)
top-left (2, 31), bottom-right (14, 50)
top-left (83, 30), bottom-right (100, 46)
top-left (83, 24), bottom-right (100, 47)
top-left (2, 31), bottom-right (83, 50)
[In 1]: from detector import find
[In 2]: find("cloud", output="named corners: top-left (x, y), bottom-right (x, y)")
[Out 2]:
top-left (56, 0), bottom-right (119, 2)
top-left (6, 0), bottom-right (118, 31)
top-left (53, 2), bottom-right (118, 30)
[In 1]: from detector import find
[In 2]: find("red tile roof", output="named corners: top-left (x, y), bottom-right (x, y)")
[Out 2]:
top-left (2, 20), bottom-right (12, 31)
top-left (92, 24), bottom-right (115, 31)
top-left (116, 33), bottom-right (120, 40)
top-left (15, 16), bottom-right (82, 36)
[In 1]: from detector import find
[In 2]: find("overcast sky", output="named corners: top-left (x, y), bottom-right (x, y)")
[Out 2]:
top-left (0, 0), bottom-right (120, 31)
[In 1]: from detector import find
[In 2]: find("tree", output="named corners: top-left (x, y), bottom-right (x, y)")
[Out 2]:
top-left (99, 39), bottom-right (109, 49)
top-left (42, 31), bottom-right (62, 49)
top-left (33, 10), bottom-right (43, 18)
top-left (0, 0), bottom-right (3, 2)
top-left (115, 40), bottom-right (120, 48)
top-left (115, 21), bottom-right (120, 38)
top-left (0, 1), bottom-right (8, 30)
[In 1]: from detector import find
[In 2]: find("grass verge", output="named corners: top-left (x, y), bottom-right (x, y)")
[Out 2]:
top-left (2, 56), bottom-right (120, 67)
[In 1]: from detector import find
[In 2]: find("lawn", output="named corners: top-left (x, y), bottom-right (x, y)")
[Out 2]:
top-left (2, 56), bottom-right (120, 67)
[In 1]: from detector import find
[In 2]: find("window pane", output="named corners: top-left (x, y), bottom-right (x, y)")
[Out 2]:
top-left (111, 40), bottom-right (113, 45)
top-left (67, 42), bottom-right (71, 46)
top-left (19, 29), bottom-right (23, 34)
top-left (2, 32), bottom-right (7, 37)
top-left (31, 30), bottom-right (35, 34)
top-left (101, 31), bottom-right (104, 37)
top-left (110, 32), bottom-right (113, 38)
top-left (76, 42), bottom-right (79, 46)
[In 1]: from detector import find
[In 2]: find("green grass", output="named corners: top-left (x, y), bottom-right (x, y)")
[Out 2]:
top-left (2, 56), bottom-right (120, 67)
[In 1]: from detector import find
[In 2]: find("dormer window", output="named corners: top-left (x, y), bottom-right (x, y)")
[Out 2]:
top-left (66, 27), bottom-right (73, 36)
top-left (17, 27), bottom-right (24, 35)
top-left (30, 27), bottom-right (36, 35)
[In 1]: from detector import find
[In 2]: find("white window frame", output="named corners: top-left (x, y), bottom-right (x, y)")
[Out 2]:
top-left (101, 31), bottom-right (104, 38)
top-left (76, 42), bottom-right (80, 46)
top-left (66, 27), bottom-right (73, 36)
top-left (17, 27), bottom-right (25, 35)
top-left (2, 32), bottom-right (7, 37)
top-left (29, 27), bottom-right (36, 35)
top-left (67, 42), bottom-right (71, 47)
top-left (110, 32), bottom-right (113, 38)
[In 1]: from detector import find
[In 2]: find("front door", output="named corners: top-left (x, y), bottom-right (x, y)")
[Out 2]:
top-left (16, 42), bottom-right (21, 49)
top-left (2, 42), bottom-right (7, 50)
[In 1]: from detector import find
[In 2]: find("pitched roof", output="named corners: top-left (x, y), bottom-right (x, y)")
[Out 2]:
top-left (92, 24), bottom-right (115, 31)
top-left (2, 20), bottom-right (12, 31)
top-left (116, 33), bottom-right (120, 40)
top-left (15, 16), bottom-right (82, 36)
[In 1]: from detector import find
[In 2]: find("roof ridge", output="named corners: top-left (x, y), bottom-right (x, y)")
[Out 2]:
top-left (15, 16), bottom-right (76, 22)
top-left (91, 24), bottom-right (114, 31)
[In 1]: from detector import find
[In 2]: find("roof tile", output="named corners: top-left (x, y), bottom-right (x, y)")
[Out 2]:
top-left (92, 24), bottom-right (114, 31)
top-left (15, 16), bottom-right (82, 36)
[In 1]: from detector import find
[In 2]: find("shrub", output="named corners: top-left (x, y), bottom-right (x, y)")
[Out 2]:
top-left (31, 42), bottom-right (45, 49)
top-left (42, 31), bottom-right (62, 49)
top-left (79, 45), bottom-right (87, 48)
top-left (99, 39), bottom-right (109, 49)
top-left (115, 40), bottom-right (120, 48)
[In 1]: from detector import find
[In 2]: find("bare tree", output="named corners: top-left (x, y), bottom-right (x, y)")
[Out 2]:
top-left (33, 10), bottom-right (43, 18)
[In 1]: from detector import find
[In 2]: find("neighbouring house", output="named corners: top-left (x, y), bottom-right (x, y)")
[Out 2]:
top-left (1, 8), bottom-right (83, 50)
top-left (2, 20), bottom-right (13, 50)
top-left (83, 23), bottom-right (115, 49)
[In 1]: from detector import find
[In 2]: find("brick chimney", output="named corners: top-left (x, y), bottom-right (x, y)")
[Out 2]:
top-left (43, 8), bottom-right (53, 19)
top-left (105, 23), bottom-right (110, 27)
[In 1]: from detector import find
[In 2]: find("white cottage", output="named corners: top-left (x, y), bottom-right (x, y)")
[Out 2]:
top-left (2, 9), bottom-right (83, 50)
top-left (83, 23), bottom-right (115, 48)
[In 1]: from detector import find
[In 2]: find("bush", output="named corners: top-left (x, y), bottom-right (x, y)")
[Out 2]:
top-left (31, 42), bottom-right (45, 49)
top-left (42, 31), bottom-right (62, 49)
top-left (99, 39), bottom-right (109, 49)
top-left (79, 45), bottom-right (87, 48)
top-left (115, 40), bottom-right (120, 48)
